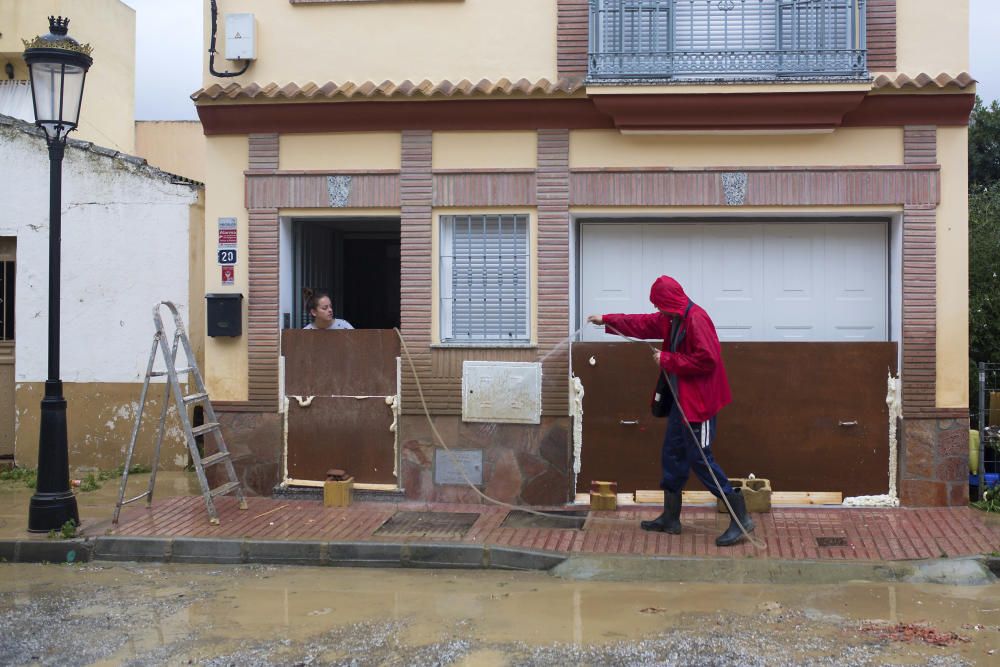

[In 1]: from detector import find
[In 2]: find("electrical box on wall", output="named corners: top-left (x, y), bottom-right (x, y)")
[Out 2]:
top-left (462, 361), bottom-right (542, 424)
top-left (225, 13), bottom-right (256, 61)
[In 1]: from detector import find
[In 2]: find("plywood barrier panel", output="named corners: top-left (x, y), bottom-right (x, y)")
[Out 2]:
top-left (572, 342), bottom-right (897, 497)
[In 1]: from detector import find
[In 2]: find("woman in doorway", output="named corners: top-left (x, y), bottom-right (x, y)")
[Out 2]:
top-left (304, 290), bottom-right (354, 330)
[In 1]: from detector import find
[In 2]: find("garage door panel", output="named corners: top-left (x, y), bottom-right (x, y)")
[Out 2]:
top-left (581, 224), bottom-right (646, 341)
top-left (824, 224), bottom-right (887, 340)
top-left (702, 226), bottom-right (762, 340)
top-left (641, 224), bottom-right (701, 298)
top-left (764, 225), bottom-right (823, 340)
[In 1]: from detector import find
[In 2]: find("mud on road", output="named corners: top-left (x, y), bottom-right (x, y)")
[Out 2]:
top-left (1, 562), bottom-right (997, 666)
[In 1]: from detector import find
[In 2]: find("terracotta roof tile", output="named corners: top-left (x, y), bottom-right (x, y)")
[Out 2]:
top-left (192, 77), bottom-right (587, 101)
top-left (872, 72), bottom-right (975, 90)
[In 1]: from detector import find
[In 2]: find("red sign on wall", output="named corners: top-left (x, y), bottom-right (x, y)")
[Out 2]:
top-left (221, 266), bottom-right (235, 286)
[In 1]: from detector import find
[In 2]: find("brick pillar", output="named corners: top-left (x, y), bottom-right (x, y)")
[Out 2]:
top-left (536, 130), bottom-right (571, 416)
top-left (399, 130), bottom-right (433, 410)
top-left (897, 125), bottom-right (967, 506)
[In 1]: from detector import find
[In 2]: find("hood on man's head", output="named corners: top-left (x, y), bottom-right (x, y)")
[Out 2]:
top-left (649, 275), bottom-right (689, 314)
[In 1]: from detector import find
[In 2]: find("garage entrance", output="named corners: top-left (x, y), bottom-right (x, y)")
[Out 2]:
top-left (574, 220), bottom-right (895, 497)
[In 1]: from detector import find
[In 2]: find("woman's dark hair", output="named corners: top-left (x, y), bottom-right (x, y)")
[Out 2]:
top-left (303, 288), bottom-right (331, 315)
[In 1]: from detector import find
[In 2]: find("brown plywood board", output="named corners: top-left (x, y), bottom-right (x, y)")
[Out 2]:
top-left (572, 342), bottom-right (897, 497)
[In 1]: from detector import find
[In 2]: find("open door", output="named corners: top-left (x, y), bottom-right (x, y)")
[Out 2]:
top-left (0, 237), bottom-right (14, 461)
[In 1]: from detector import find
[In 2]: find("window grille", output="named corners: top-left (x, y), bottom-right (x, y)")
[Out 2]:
top-left (440, 215), bottom-right (530, 343)
top-left (0, 260), bottom-right (13, 341)
top-left (589, 0), bottom-right (866, 80)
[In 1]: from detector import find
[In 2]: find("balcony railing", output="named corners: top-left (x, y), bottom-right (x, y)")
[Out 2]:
top-left (588, 0), bottom-right (868, 81)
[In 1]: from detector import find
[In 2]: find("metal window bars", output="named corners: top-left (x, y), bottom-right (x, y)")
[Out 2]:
top-left (974, 362), bottom-right (1000, 500)
top-left (588, 0), bottom-right (868, 81)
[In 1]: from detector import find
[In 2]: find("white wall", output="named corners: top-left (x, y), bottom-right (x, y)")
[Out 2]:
top-left (0, 121), bottom-right (200, 383)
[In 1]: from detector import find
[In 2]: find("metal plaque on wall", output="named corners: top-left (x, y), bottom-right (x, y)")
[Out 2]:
top-left (434, 449), bottom-right (483, 486)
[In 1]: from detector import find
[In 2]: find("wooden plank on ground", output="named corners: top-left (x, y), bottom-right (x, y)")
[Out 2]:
top-left (634, 490), bottom-right (844, 506)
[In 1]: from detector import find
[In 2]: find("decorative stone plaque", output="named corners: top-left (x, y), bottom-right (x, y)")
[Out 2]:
top-left (434, 449), bottom-right (484, 486)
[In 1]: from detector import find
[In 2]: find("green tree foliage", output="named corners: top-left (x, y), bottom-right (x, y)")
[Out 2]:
top-left (970, 187), bottom-right (1000, 365)
top-left (970, 96), bottom-right (1000, 193)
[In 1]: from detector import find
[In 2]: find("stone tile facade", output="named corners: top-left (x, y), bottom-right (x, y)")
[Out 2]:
top-left (899, 417), bottom-right (969, 507)
top-left (399, 416), bottom-right (572, 505)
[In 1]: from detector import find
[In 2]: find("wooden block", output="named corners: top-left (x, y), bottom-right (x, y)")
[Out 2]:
top-left (323, 477), bottom-right (354, 507)
top-left (718, 478), bottom-right (772, 513)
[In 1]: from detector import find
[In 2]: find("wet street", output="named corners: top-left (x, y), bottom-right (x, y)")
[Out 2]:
top-left (0, 562), bottom-right (997, 666)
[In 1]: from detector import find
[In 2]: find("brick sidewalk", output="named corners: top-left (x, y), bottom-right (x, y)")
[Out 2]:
top-left (100, 496), bottom-right (1000, 562)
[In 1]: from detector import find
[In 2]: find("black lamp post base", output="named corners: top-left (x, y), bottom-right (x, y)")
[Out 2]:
top-left (27, 491), bottom-right (79, 533)
top-left (27, 382), bottom-right (79, 533)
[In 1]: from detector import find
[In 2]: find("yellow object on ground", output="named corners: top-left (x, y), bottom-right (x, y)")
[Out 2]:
top-left (323, 477), bottom-right (354, 508)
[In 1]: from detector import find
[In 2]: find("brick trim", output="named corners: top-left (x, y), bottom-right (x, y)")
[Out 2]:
top-left (399, 131), bottom-right (434, 414)
top-left (570, 166), bottom-right (939, 207)
top-left (537, 130), bottom-right (572, 415)
top-left (245, 173), bottom-right (400, 208)
top-left (247, 133), bottom-right (279, 173)
top-left (901, 205), bottom-right (936, 418)
top-left (866, 0), bottom-right (897, 71)
top-left (558, 0), bottom-right (589, 79)
top-left (904, 125), bottom-right (937, 165)
top-left (247, 208), bottom-right (281, 409)
top-left (432, 172), bottom-right (537, 207)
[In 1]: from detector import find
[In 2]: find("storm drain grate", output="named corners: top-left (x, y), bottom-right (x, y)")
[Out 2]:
top-left (500, 510), bottom-right (588, 530)
top-left (374, 511), bottom-right (480, 538)
top-left (816, 536), bottom-right (849, 548)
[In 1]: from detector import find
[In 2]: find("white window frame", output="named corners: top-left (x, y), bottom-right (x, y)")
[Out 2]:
top-left (440, 214), bottom-right (531, 345)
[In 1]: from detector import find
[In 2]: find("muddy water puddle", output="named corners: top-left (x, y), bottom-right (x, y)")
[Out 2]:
top-left (0, 563), bottom-right (997, 665)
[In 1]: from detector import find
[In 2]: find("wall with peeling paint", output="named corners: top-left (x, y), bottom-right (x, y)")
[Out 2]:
top-left (0, 118), bottom-right (202, 470)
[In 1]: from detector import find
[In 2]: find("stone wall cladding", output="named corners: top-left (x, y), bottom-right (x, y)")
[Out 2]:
top-left (399, 415), bottom-right (572, 504)
top-left (899, 417), bottom-right (970, 507)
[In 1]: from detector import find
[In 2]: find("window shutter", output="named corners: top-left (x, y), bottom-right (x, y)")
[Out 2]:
top-left (441, 215), bottom-right (530, 342)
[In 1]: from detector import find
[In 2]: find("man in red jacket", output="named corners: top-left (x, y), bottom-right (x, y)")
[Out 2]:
top-left (587, 275), bottom-right (753, 547)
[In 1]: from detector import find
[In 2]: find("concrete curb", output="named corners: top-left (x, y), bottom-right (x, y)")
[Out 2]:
top-left (1, 537), bottom-right (996, 585)
top-left (551, 554), bottom-right (999, 585)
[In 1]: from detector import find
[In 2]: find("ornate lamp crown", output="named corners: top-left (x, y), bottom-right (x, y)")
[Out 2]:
top-left (22, 15), bottom-right (94, 57)
top-left (49, 16), bottom-right (70, 36)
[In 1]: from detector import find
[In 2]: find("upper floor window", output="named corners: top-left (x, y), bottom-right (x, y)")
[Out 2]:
top-left (440, 215), bottom-right (530, 344)
top-left (589, 0), bottom-right (867, 81)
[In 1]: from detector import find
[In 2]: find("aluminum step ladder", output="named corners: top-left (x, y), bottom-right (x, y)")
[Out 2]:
top-left (113, 301), bottom-right (247, 526)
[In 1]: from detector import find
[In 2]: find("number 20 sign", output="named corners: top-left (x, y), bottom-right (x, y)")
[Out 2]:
top-left (217, 248), bottom-right (237, 265)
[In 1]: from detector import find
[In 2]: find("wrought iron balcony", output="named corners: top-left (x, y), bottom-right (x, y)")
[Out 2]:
top-left (589, 0), bottom-right (868, 82)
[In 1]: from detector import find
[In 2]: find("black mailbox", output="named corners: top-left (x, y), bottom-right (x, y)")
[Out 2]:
top-left (206, 293), bottom-right (243, 337)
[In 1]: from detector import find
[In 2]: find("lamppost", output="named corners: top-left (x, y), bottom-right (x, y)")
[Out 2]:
top-left (23, 17), bottom-right (93, 532)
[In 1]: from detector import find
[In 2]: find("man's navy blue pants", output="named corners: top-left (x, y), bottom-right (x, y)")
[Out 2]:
top-left (660, 401), bottom-right (734, 497)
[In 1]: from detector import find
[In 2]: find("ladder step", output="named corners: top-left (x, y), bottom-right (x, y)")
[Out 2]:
top-left (150, 367), bottom-right (195, 377)
top-left (183, 392), bottom-right (209, 405)
top-left (120, 491), bottom-right (150, 506)
top-left (191, 422), bottom-right (220, 437)
top-left (210, 481), bottom-right (241, 498)
top-left (200, 451), bottom-right (230, 467)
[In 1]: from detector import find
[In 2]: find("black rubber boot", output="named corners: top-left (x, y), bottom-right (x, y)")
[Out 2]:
top-left (716, 489), bottom-right (754, 547)
top-left (641, 490), bottom-right (682, 534)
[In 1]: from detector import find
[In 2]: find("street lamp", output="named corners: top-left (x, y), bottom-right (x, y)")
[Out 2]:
top-left (23, 16), bottom-right (93, 532)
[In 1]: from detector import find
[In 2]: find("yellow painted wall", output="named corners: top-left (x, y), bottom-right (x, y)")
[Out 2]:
top-left (202, 0), bottom-right (557, 87)
top-left (895, 0), bottom-right (969, 76)
top-left (0, 0), bottom-right (136, 153)
top-left (569, 128), bottom-right (905, 169)
top-left (203, 134), bottom-right (249, 401)
top-left (431, 207), bottom-right (539, 347)
top-left (135, 121), bottom-right (207, 183)
top-left (936, 127), bottom-right (968, 408)
top-left (433, 132), bottom-right (537, 170)
top-left (279, 133), bottom-right (401, 171)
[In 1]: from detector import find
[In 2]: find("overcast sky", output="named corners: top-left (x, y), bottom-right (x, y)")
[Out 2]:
top-left (123, 0), bottom-right (1000, 121)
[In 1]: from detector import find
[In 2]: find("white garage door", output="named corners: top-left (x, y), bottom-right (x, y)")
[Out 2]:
top-left (580, 222), bottom-right (887, 342)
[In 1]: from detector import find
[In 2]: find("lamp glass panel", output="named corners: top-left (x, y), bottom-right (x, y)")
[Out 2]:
top-left (28, 61), bottom-right (87, 140)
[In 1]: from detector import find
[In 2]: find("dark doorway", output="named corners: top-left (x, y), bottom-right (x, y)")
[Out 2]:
top-left (292, 218), bottom-right (400, 330)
